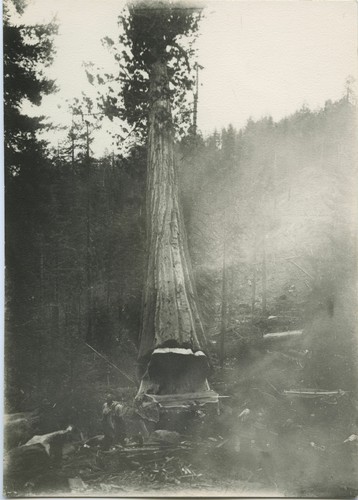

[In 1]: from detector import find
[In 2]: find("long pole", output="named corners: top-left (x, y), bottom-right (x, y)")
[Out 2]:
top-left (84, 342), bottom-right (136, 385)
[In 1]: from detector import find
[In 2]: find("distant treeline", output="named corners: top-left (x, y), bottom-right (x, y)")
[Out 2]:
top-left (180, 97), bottom-right (357, 335)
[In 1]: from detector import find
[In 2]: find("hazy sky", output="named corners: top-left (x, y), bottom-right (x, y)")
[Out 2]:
top-left (16, 0), bottom-right (358, 154)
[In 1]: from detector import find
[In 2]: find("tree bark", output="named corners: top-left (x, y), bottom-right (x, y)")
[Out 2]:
top-left (138, 60), bottom-right (206, 365)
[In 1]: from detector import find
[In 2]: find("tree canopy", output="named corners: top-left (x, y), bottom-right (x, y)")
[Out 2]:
top-left (3, 0), bottom-right (57, 174)
top-left (93, 2), bottom-right (202, 140)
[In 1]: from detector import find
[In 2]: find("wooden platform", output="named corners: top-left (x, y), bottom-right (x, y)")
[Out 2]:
top-left (143, 390), bottom-right (220, 409)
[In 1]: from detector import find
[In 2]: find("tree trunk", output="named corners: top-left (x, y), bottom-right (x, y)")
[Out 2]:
top-left (37, 236), bottom-right (45, 389)
top-left (85, 127), bottom-right (93, 344)
top-left (220, 240), bottom-right (228, 369)
top-left (52, 249), bottom-right (60, 336)
top-left (251, 240), bottom-right (257, 321)
top-left (228, 267), bottom-right (234, 328)
top-left (262, 235), bottom-right (267, 315)
top-left (137, 61), bottom-right (207, 390)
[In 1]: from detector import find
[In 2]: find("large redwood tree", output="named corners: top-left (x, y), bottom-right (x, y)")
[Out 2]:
top-left (100, 1), bottom-right (209, 392)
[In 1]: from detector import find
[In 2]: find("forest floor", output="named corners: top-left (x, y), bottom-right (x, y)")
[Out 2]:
top-left (5, 334), bottom-right (358, 498)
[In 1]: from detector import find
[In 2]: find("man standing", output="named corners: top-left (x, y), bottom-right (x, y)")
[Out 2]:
top-left (102, 394), bottom-right (126, 449)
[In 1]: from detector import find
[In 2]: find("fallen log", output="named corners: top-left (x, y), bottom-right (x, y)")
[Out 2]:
top-left (263, 330), bottom-right (303, 340)
top-left (283, 389), bottom-right (347, 397)
top-left (24, 425), bottom-right (83, 463)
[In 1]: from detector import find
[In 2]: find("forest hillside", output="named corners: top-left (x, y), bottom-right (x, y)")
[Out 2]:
top-left (6, 95), bottom-right (357, 412)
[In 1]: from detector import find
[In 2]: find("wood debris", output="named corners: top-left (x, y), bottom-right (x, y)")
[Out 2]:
top-left (263, 330), bottom-right (303, 340)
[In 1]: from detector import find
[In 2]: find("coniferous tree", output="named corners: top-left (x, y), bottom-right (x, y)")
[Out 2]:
top-left (96, 2), bottom-right (211, 394)
top-left (4, 0), bottom-right (58, 405)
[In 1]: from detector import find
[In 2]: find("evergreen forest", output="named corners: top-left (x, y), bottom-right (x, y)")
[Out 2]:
top-left (4, 0), bottom-right (358, 496)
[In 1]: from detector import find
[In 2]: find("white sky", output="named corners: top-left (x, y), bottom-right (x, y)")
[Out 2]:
top-left (15, 0), bottom-right (358, 155)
